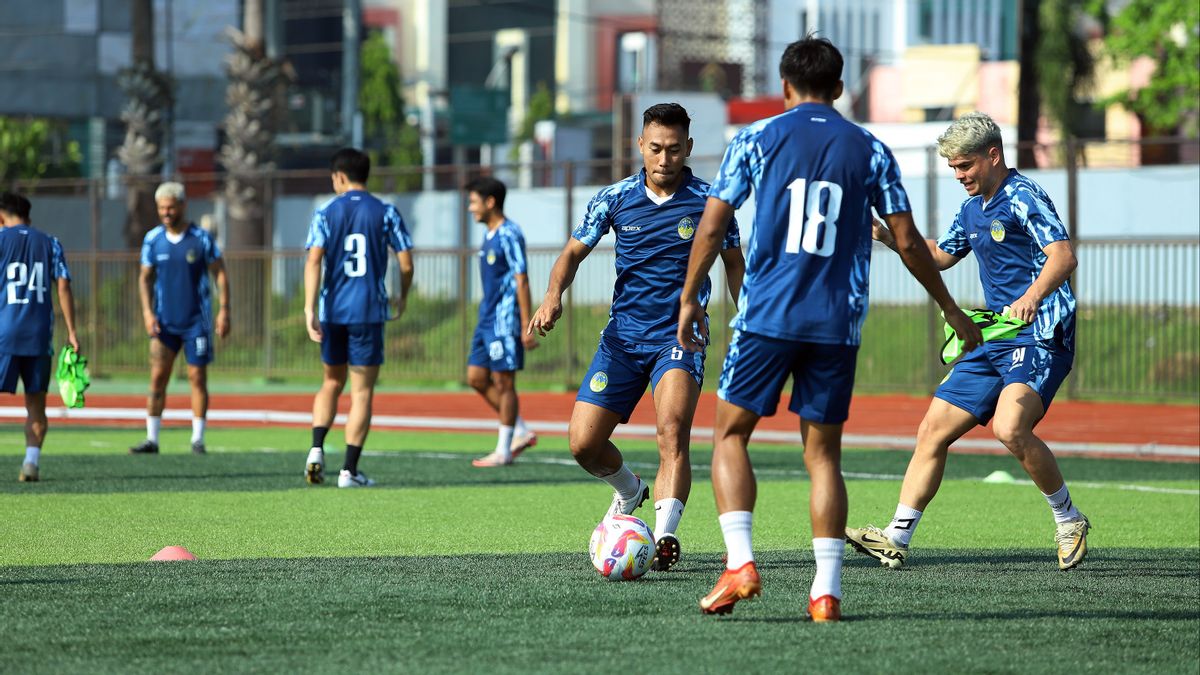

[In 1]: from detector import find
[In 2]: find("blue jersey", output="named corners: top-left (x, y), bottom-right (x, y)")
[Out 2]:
top-left (573, 167), bottom-right (740, 344)
top-left (477, 219), bottom-right (528, 337)
top-left (0, 225), bottom-right (70, 356)
top-left (140, 224), bottom-right (221, 334)
top-left (938, 169), bottom-right (1076, 350)
top-left (710, 103), bottom-right (910, 345)
top-left (306, 190), bottom-right (413, 324)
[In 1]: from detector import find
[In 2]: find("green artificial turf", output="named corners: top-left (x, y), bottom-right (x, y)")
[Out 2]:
top-left (1, 426), bottom-right (1197, 672)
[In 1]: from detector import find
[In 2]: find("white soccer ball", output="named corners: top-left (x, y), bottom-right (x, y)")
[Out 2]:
top-left (589, 514), bottom-right (655, 581)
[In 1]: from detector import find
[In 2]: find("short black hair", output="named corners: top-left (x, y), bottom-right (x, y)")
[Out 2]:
top-left (642, 103), bottom-right (691, 134)
top-left (0, 192), bottom-right (31, 221)
top-left (464, 176), bottom-right (507, 211)
top-left (779, 36), bottom-right (843, 100)
top-left (331, 147), bottom-right (370, 183)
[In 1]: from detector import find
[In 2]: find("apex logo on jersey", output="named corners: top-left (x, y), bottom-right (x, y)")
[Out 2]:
top-left (488, 340), bottom-right (504, 361)
top-left (486, 251), bottom-right (496, 265)
top-left (677, 217), bottom-right (696, 240)
top-left (589, 371), bottom-right (608, 392)
top-left (990, 220), bottom-right (1006, 242)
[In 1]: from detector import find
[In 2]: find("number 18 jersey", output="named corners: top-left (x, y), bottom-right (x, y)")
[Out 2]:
top-left (709, 103), bottom-right (910, 346)
top-left (306, 189), bottom-right (413, 324)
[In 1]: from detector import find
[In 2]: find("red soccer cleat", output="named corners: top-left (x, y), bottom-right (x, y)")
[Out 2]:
top-left (699, 562), bottom-right (761, 615)
top-left (806, 594), bottom-right (841, 622)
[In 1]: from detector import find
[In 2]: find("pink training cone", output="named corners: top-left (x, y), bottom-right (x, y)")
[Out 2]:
top-left (150, 546), bottom-right (197, 561)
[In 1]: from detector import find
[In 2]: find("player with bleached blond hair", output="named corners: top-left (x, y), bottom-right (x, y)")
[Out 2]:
top-left (847, 111), bottom-right (1090, 571)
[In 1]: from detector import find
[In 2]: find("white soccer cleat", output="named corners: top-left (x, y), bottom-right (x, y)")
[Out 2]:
top-left (605, 476), bottom-right (650, 519)
top-left (472, 450), bottom-right (513, 467)
top-left (337, 469), bottom-right (375, 488)
top-left (305, 447), bottom-right (324, 484)
top-left (510, 430), bottom-right (537, 458)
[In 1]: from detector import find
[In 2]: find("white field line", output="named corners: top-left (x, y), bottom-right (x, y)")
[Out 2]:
top-left (2, 405), bottom-right (1197, 463)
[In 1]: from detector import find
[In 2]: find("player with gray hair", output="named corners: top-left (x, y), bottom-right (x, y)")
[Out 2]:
top-left (848, 112), bottom-right (1090, 571)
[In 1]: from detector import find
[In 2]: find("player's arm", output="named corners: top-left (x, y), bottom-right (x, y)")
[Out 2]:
top-left (57, 278), bottom-right (80, 352)
top-left (515, 273), bottom-right (538, 349)
top-left (392, 249), bottom-right (414, 320)
top-left (528, 238), bottom-right (592, 337)
top-left (873, 217), bottom-right (960, 270)
top-left (1008, 239), bottom-right (1076, 324)
top-left (138, 265), bottom-right (159, 336)
top-left (718, 246), bottom-right (745, 304)
top-left (886, 211), bottom-right (982, 352)
top-left (677, 197), bottom-right (734, 351)
top-left (304, 246), bottom-right (324, 343)
top-left (210, 258), bottom-right (231, 338)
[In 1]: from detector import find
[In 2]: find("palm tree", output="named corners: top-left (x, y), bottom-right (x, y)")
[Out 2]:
top-left (117, 0), bottom-right (172, 248)
top-left (218, 0), bottom-right (291, 250)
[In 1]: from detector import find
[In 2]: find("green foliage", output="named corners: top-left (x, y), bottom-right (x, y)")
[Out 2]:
top-left (509, 81), bottom-right (555, 160)
top-left (1088, 0), bottom-right (1200, 135)
top-left (1037, 0), bottom-right (1096, 139)
top-left (0, 117), bottom-right (82, 183)
top-left (358, 31), bottom-right (423, 192)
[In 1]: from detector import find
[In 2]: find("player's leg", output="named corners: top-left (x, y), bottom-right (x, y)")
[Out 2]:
top-left (338, 323), bottom-right (383, 487)
top-left (307, 322), bottom-right (348, 484)
top-left (132, 336), bottom-right (179, 454)
top-left (646, 352), bottom-right (702, 570)
top-left (18, 355), bottom-right (50, 482)
top-left (182, 331), bottom-right (213, 454)
top-left (473, 335), bottom-right (533, 466)
top-left (994, 389), bottom-right (1089, 569)
top-left (847, 348), bottom-right (995, 568)
top-left (472, 370), bottom-right (517, 466)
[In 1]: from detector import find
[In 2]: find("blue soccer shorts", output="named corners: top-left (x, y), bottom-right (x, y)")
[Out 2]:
top-left (0, 353), bottom-right (51, 394)
top-left (467, 324), bottom-right (524, 372)
top-left (156, 323), bottom-right (213, 366)
top-left (321, 322), bottom-right (385, 367)
top-left (717, 329), bottom-right (859, 424)
top-left (935, 338), bottom-right (1073, 424)
top-left (576, 333), bottom-right (704, 424)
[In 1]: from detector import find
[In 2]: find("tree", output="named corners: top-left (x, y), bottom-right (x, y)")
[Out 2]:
top-left (1088, 0), bottom-right (1199, 161)
top-left (509, 81), bottom-right (553, 161)
top-left (359, 31), bottom-right (423, 192)
top-left (1038, 0), bottom-right (1097, 146)
top-left (218, 0), bottom-right (291, 249)
top-left (0, 118), bottom-right (82, 184)
top-left (117, 0), bottom-right (172, 248)
top-left (1017, 0), bottom-right (1042, 168)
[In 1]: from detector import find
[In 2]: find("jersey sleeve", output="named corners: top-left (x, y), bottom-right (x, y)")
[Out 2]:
top-left (722, 215), bottom-right (741, 250)
top-left (1010, 188), bottom-right (1069, 249)
top-left (501, 229), bottom-right (528, 275)
top-left (572, 189), bottom-right (616, 248)
top-left (708, 125), bottom-right (758, 208)
top-left (139, 232), bottom-right (154, 267)
top-left (204, 231), bottom-right (222, 264)
top-left (868, 140), bottom-right (911, 215)
top-left (50, 238), bottom-right (70, 281)
top-left (936, 209), bottom-right (972, 258)
top-left (385, 205), bottom-right (414, 252)
top-left (305, 210), bottom-right (329, 250)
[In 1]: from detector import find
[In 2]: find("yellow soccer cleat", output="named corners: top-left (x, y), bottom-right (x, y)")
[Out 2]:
top-left (845, 525), bottom-right (907, 569)
top-left (1056, 515), bottom-right (1090, 570)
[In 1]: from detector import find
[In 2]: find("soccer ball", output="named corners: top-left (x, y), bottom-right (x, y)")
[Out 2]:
top-left (589, 514), bottom-right (655, 581)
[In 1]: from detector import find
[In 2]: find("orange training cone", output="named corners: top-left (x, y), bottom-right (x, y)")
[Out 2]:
top-left (150, 546), bottom-right (197, 561)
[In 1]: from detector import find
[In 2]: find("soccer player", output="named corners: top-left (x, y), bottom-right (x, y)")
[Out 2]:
top-left (846, 112), bottom-right (1089, 571)
top-left (0, 192), bottom-right (79, 482)
top-left (131, 182), bottom-right (229, 455)
top-left (529, 103), bottom-right (745, 572)
top-left (677, 37), bottom-right (980, 620)
top-left (303, 148), bottom-right (414, 488)
top-left (464, 177), bottom-right (539, 467)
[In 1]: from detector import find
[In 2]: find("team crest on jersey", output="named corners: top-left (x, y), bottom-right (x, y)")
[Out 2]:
top-left (185, 248), bottom-right (198, 264)
top-left (990, 220), bottom-right (1006, 242)
top-left (589, 371), bottom-right (608, 392)
top-left (677, 217), bottom-right (696, 240)
top-left (486, 250), bottom-right (497, 265)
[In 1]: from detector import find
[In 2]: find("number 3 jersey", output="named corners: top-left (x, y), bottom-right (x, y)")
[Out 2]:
top-left (573, 167), bottom-right (740, 344)
top-left (141, 224), bottom-right (222, 334)
top-left (0, 225), bottom-right (70, 356)
top-left (306, 190), bottom-right (413, 324)
top-left (710, 103), bottom-right (910, 346)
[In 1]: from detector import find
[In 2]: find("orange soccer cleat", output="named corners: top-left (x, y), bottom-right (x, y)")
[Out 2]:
top-left (699, 562), bottom-right (761, 615)
top-left (806, 594), bottom-right (841, 622)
